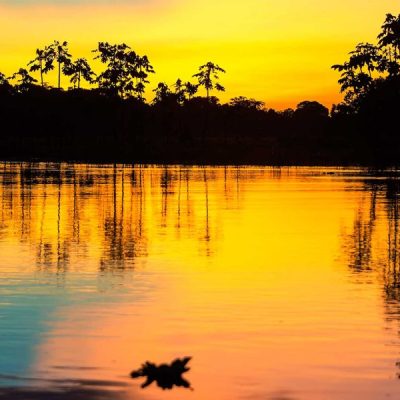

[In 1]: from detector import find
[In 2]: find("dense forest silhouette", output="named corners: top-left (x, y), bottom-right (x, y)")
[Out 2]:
top-left (0, 14), bottom-right (400, 165)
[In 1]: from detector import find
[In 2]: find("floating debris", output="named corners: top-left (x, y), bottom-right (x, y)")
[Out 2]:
top-left (130, 357), bottom-right (192, 390)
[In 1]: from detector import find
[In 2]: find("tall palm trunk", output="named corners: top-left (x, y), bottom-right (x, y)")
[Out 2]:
top-left (40, 61), bottom-right (44, 87)
top-left (58, 61), bottom-right (61, 89)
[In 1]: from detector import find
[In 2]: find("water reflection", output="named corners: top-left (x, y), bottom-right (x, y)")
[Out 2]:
top-left (342, 175), bottom-right (400, 290)
top-left (341, 174), bottom-right (400, 380)
top-left (2, 164), bottom-right (400, 399)
top-left (0, 163), bottom-right (254, 273)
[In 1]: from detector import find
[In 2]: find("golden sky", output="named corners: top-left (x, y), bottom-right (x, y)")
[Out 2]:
top-left (0, 0), bottom-right (398, 109)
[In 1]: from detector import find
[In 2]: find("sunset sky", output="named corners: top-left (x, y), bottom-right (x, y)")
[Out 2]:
top-left (0, 0), bottom-right (398, 109)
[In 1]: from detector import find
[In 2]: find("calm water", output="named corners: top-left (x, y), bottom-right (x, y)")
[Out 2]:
top-left (1, 163), bottom-right (400, 400)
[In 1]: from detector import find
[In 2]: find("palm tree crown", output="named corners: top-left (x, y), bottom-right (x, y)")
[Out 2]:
top-left (193, 62), bottom-right (225, 100)
top-left (63, 58), bottom-right (95, 89)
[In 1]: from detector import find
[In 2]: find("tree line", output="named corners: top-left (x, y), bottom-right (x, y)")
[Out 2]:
top-left (0, 13), bottom-right (399, 165)
top-left (0, 40), bottom-right (232, 103)
top-left (331, 13), bottom-right (400, 114)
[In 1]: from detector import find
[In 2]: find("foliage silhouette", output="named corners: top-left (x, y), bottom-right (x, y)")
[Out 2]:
top-left (152, 82), bottom-right (173, 104)
top-left (0, 72), bottom-right (7, 85)
top-left (332, 13), bottom-right (400, 107)
top-left (229, 96), bottom-right (265, 110)
top-left (193, 61), bottom-right (225, 100)
top-left (183, 81), bottom-right (198, 100)
top-left (130, 357), bottom-right (192, 390)
top-left (9, 68), bottom-right (37, 93)
top-left (63, 58), bottom-right (96, 89)
top-left (0, 14), bottom-right (400, 165)
top-left (93, 42), bottom-right (154, 99)
top-left (45, 41), bottom-right (72, 89)
top-left (28, 46), bottom-right (54, 87)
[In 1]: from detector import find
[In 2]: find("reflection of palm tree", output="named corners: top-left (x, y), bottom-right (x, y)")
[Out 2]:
top-left (160, 167), bottom-right (171, 227)
top-left (177, 167), bottom-right (182, 229)
top-left (383, 180), bottom-right (400, 297)
top-left (203, 168), bottom-right (210, 245)
top-left (344, 187), bottom-right (377, 272)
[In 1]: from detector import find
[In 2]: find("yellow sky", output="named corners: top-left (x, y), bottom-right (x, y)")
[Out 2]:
top-left (0, 0), bottom-right (398, 109)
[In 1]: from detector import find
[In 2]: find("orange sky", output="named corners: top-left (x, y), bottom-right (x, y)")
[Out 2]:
top-left (0, 0), bottom-right (398, 109)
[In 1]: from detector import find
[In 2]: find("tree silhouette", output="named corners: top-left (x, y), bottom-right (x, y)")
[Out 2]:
top-left (28, 47), bottom-right (54, 87)
top-left (332, 13), bottom-right (400, 107)
top-left (0, 72), bottom-right (12, 96)
top-left (93, 42), bottom-right (133, 97)
top-left (135, 55), bottom-right (155, 100)
top-left (378, 14), bottom-right (400, 76)
top-left (183, 81), bottom-right (198, 100)
top-left (63, 58), bottom-right (95, 89)
top-left (193, 62), bottom-right (225, 100)
top-left (295, 101), bottom-right (329, 118)
top-left (93, 42), bottom-right (154, 99)
top-left (378, 14), bottom-right (400, 59)
top-left (172, 78), bottom-right (186, 103)
top-left (0, 72), bottom-right (8, 86)
top-left (152, 82), bottom-right (172, 104)
top-left (349, 43), bottom-right (381, 77)
top-left (9, 68), bottom-right (37, 93)
top-left (173, 78), bottom-right (183, 93)
top-left (229, 96), bottom-right (264, 110)
top-left (46, 41), bottom-right (71, 89)
top-left (332, 61), bottom-right (373, 104)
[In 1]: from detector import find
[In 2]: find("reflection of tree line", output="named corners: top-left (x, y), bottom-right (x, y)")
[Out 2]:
top-left (341, 177), bottom-right (400, 376)
top-left (0, 163), bottom-right (270, 278)
top-left (383, 180), bottom-right (400, 301)
top-left (343, 177), bottom-right (400, 294)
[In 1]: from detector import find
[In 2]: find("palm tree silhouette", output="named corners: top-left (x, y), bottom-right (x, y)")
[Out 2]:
top-left (47, 41), bottom-right (72, 89)
top-left (63, 58), bottom-right (95, 89)
top-left (28, 47), bottom-right (53, 87)
top-left (172, 78), bottom-right (183, 102)
top-left (135, 55), bottom-right (155, 100)
top-left (193, 62), bottom-right (225, 100)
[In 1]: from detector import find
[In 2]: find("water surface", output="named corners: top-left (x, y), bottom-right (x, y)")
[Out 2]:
top-left (1, 163), bottom-right (400, 400)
